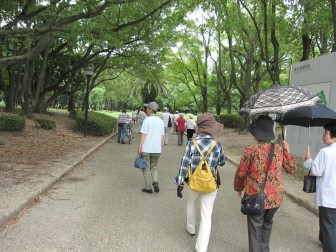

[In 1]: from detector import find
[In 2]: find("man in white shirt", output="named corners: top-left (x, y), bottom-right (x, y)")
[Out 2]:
top-left (138, 102), bottom-right (164, 194)
top-left (304, 123), bottom-right (336, 251)
top-left (161, 107), bottom-right (171, 145)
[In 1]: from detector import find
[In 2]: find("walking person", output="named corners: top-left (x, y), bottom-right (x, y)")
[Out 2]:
top-left (161, 107), bottom-right (171, 145)
top-left (117, 109), bottom-right (130, 144)
top-left (137, 109), bottom-right (146, 133)
top-left (186, 115), bottom-right (197, 140)
top-left (176, 113), bottom-right (186, 146)
top-left (175, 112), bottom-right (225, 252)
top-left (234, 115), bottom-right (297, 252)
top-left (138, 102), bottom-right (164, 194)
top-left (173, 111), bottom-right (179, 133)
top-left (304, 123), bottom-right (336, 252)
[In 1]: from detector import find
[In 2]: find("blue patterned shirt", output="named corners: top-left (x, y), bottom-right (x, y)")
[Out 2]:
top-left (175, 134), bottom-right (225, 185)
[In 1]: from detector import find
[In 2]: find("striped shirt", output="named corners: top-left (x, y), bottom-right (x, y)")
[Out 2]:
top-left (175, 134), bottom-right (225, 185)
top-left (118, 113), bottom-right (130, 123)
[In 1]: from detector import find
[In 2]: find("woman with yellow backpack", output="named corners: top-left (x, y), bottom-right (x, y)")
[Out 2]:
top-left (175, 112), bottom-right (225, 252)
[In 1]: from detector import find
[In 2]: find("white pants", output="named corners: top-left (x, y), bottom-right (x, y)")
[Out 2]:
top-left (187, 188), bottom-right (217, 252)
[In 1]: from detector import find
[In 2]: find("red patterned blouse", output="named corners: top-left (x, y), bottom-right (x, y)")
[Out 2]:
top-left (234, 142), bottom-right (297, 209)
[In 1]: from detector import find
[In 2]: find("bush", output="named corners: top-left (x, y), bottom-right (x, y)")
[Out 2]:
top-left (0, 114), bottom-right (25, 131)
top-left (35, 118), bottom-right (56, 130)
top-left (214, 114), bottom-right (244, 129)
top-left (75, 111), bottom-right (117, 136)
top-left (68, 110), bottom-right (77, 120)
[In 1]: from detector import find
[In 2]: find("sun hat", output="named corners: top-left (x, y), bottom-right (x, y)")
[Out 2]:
top-left (179, 113), bottom-right (184, 117)
top-left (196, 112), bottom-right (224, 136)
top-left (189, 115), bottom-right (193, 119)
top-left (249, 115), bottom-right (275, 141)
top-left (163, 107), bottom-right (168, 111)
top-left (144, 102), bottom-right (159, 112)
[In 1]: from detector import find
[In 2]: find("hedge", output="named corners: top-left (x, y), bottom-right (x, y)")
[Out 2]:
top-left (214, 114), bottom-right (244, 129)
top-left (0, 114), bottom-right (25, 131)
top-left (35, 118), bottom-right (56, 130)
top-left (75, 111), bottom-right (117, 136)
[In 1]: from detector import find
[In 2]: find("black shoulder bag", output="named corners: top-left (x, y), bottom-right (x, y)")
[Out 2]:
top-left (241, 143), bottom-right (274, 216)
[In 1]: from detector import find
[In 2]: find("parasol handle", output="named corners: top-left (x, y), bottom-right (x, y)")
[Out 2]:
top-left (303, 146), bottom-right (311, 161)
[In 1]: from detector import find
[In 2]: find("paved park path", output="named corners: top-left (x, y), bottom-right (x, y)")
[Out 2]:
top-left (0, 129), bottom-right (321, 251)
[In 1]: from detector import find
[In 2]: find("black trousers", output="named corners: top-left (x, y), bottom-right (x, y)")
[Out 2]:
top-left (186, 129), bottom-right (195, 140)
top-left (319, 206), bottom-right (336, 252)
top-left (247, 207), bottom-right (279, 252)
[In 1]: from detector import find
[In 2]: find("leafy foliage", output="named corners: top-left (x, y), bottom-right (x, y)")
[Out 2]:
top-left (214, 114), bottom-right (244, 129)
top-left (35, 118), bottom-right (56, 130)
top-left (0, 114), bottom-right (25, 131)
top-left (75, 111), bottom-right (117, 136)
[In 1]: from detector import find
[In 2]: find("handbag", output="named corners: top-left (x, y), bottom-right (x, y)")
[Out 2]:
top-left (303, 169), bottom-right (316, 193)
top-left (168, 116), bottom-right (172, 127)
top-left (241, 143), bottom-right (274, 216)
top-left (134, 155), bottom-right (148, 169)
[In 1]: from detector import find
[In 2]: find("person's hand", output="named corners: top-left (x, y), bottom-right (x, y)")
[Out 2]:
top-left (138, 145), bottom-right (142, 156)
top-left (237, 191), bottom-right (243, 198)
top-left (177, 184), bottom-right (184, 198)
top-left (304, 146), bottom-right (312, 161)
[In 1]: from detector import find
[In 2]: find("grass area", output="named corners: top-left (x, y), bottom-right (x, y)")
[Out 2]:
top-left (292, 156), bottom-right (309, 181)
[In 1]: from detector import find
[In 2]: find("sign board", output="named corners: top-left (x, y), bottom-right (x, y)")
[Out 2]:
top-left (287, 52), bottom-right (336, 157)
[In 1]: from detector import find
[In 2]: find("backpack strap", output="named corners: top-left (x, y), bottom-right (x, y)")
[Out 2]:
top-left (192, 140), bottom-right (217, 160)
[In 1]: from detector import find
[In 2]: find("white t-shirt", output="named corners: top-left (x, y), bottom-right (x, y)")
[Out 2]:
top-left (161, 112), bottom-right (171, 127)
top-left (304, 142), bottom-right (336, 208)
top-left (140, 115), bottom-right (164, 153)
top-left (186, 119), bottom-right (196, 130)
top-left (173, 113), bottom-right (179, 122)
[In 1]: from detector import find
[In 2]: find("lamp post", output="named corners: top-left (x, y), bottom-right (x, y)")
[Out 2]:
top-left (84, 67), bottom-right (94, 137)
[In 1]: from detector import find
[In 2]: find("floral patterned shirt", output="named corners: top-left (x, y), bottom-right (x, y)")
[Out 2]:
top-left (234, 142), bottom-right (297, 209)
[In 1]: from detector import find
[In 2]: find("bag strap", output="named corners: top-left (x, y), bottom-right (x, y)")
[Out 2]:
top-left (261, 143), bottom-right (275, 190)
top-left (192, 140), bottom-right (217, 160)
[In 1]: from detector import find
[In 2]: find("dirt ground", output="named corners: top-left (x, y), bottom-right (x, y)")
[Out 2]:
top-left (0, 111), bottom-right (105, 188)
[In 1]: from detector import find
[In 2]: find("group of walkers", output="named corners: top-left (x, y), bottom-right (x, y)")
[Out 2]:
top-left (117, 103), bottom-right (336, 252)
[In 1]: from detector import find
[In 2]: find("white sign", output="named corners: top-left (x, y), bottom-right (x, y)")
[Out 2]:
top-left (287, 52), bottom-right (336, 157)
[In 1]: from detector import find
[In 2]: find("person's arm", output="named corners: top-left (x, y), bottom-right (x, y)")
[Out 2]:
top-left (234, 148), bottom-right (252, 195)
top-left (175, 143), bottom-right (192, 185)
top-left (281, 141), bottom-right (297, 174)
top-left (304, 150), bottom-right (326, 176)
top-left (138, 133), bottom-right (146, 155)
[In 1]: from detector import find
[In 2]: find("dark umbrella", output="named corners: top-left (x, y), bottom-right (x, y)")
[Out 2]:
top-left (278, 103), bottom-right (336, 155)
top-left (279, 103), bottom-right (336, 127)
top-left (241, 84), bottom-right (320, 115)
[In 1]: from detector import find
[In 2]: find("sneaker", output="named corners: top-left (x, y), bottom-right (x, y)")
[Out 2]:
top-left (121, 141), bottom-right (125, 144)
top-left (142, 188), bottom-right (153, 194)
top-left (152, 182), bottom-right (160, 193)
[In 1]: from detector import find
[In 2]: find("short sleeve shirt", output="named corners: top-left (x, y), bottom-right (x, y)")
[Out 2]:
top-left (140, 115), bottom-right (164, 153)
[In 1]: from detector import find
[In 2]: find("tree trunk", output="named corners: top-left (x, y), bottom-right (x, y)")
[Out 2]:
top-left (301, 34), bottom-right (311, 61)
top-left (4, 66), bottom-right (17, 112)
top-left (331, 0), bottom-right (336, 52)
top-left (32, 40), bottom-right (50, 112)
top-left (271, 0), bottom-right (280, 84)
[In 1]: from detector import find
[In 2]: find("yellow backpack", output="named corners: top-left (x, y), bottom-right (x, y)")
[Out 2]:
top-left (186, 140), bottom-right (218, 193)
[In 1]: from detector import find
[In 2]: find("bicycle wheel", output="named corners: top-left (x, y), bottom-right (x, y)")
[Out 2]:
top-left (128, 129), bottom-right (132, 144)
